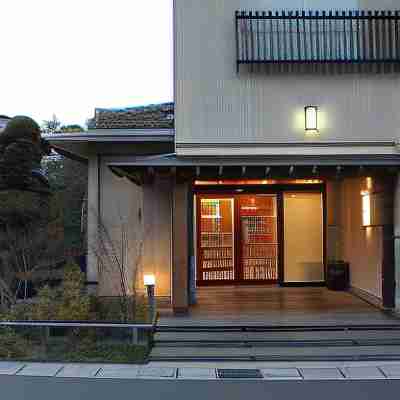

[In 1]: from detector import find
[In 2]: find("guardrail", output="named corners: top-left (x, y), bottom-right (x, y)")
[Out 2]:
top-left (236, 10), bottom-right (400, 73)
top-left (0, 312), bottom-right (158, 346)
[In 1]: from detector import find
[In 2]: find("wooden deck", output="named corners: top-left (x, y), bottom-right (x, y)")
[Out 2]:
top-left (160, 286), bottom-right (398, 327)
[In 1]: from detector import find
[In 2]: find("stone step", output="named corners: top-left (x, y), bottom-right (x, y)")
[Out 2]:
top-left (154, 330), bottom-right (400, 343)
top-left (149, 345), bottom-right (400, 362)
top-left (154, 339), bottom-right (400, 348)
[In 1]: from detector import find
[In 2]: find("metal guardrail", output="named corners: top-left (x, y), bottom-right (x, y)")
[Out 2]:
top-left (236, 10), bottom-right (400, 72)
top-left (0, 312), bottom-right (158, 345)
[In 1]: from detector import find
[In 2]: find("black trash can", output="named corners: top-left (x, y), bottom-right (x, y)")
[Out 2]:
top-left (326, 261), bottom-right (349, 291)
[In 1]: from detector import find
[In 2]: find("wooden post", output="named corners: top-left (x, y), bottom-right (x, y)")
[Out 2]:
top-left (172, 178), bottom-right (189, 315)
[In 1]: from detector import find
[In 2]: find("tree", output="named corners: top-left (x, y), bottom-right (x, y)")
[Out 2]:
top-left (60, 125), bottom-right (84, 133)
top-left (42, 114), bottom-right (61, 134)
top-left (44, 155), bottom-right (87, 250)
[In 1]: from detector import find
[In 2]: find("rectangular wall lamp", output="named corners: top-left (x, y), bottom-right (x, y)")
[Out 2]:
top-left (305, 106), bottom-right (319, 133)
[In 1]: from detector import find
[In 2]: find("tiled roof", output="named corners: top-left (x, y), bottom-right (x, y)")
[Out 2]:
top-left (92, 102), bottom-right (174, 130)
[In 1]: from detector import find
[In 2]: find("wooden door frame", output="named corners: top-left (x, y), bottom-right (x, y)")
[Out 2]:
top-left (236, 193), bottom-right (279, 284)
top-left (194, 183), bottom-right (326, 287)
top-left (196, 193), bottom-right (236, 286)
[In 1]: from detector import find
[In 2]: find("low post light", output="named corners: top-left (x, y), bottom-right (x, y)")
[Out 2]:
top-left (144, 274), bottom-right (156, 320)
top-left (305, 106), bottom-right (318, 133)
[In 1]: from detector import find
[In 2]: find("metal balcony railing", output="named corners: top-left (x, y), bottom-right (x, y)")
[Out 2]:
top-left (236, 10), bottom-right (400, 72)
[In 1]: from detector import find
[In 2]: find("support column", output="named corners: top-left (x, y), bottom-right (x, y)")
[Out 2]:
top-left (86, 155), bottom-right (100, 294)
top-left (394, 173), bottom-right (400, 311)
top-left (172, 179), bottom-right (189, 315)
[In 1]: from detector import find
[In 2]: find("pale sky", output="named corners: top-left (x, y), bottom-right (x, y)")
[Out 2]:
top-left (0, 0), bottom-right (173, 127)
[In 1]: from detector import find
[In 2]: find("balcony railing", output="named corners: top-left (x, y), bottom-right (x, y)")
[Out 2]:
top-left (236, 10), bottom-right (400, 73)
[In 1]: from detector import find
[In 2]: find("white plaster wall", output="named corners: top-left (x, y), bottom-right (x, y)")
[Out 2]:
top-left (360, 0), bottom-right (400, 8)
top-left (98, 160), bottom-right (144, 297)
top-left (342, 177), bottom-right (383, 299)
top-left (142, 177), bottom-right (172, 297)
top-left (174, 0), bottom-right (400, 156)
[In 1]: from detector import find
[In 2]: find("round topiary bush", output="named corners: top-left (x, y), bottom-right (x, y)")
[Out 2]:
top-left (1, 116), bottom-right (41, 144)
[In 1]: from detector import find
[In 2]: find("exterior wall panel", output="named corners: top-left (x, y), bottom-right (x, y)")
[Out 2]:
top-left (98, 159), bottom-right (144, 297)
top-left (341, 177), bottom-right (383, 300)
top-left (142, 177), bottom-right (172, 298)
top-left (175, 0), bottom-right (400, 156)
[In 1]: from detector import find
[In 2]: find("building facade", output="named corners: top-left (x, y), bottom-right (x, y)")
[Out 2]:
top-left (0, 116), bottom-right (11, 132)
top-left (49, 0), bottom-right (400, 316)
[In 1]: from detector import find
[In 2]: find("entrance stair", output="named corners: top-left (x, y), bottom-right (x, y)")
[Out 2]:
top-left (149, 324), bottom-right (400, 362)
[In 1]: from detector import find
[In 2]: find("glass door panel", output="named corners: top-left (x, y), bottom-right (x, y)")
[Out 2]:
top-left (239, 195), bottom-right (278, 281)
top-left (283, 192), bottom-right (324, 283)
top-left (198, 198), bottom-right (235, 282)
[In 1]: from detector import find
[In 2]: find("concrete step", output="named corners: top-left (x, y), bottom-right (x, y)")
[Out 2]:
top-left (154, 330), bottom-right (400, 343)
top-left (154, 339), bottom-right (400, 348)
top-left (149, 345), bottom-right (400, 362)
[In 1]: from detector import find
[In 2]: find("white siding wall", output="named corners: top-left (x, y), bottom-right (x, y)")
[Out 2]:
top-left (174, 0), bottom-right (400, 156)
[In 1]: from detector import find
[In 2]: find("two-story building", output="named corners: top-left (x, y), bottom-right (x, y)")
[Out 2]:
top-left (48, 0), bottom-right (400, 320)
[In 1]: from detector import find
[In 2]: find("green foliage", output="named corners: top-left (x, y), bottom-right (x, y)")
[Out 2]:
top-left (55, 262), bottom-right (90, 321)
top-left (33, 285), bottom-right (58, 320)
top-left (2, 116), bottom-right (41, 143)
top-left (43, 156), bottom-right (87, 249)
top-left (0, 328), bottom-right (30, 359)
top-left (28, 262), bottom-right (91, 322)
top-left (3, 302), bottom-right (34, 321)
top-left (59, 340), bottom-right (148, 363)
top-left (60, 125), bottom-right (84, 133)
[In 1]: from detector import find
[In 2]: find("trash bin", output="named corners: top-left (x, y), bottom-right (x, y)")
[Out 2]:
top-left (326, 261), bottom-right (349, 291)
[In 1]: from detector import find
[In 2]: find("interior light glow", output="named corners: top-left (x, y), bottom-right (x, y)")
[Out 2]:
top-left (366, 177), bottom-right (373, 190)
top-left (144, 274), bottom-right (156, 286)
top-left (362, 192), bottom-right (371, 227)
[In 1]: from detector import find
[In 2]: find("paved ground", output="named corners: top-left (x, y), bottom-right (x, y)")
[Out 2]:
top-left (1, 372), bottom-right (400, 400)
top-left (2, 360), bottom-right (400, 380)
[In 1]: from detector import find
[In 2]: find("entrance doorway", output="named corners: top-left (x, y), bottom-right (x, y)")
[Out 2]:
top-left (283, 192), bottom-right (324, 284)
top-left (196, 190), bottom-right (324, 286)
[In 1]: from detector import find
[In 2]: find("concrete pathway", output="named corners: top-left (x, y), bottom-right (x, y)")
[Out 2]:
top-left (2, 360), bottom-right (400, 381)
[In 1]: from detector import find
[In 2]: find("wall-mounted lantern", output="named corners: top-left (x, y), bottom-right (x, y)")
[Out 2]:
top-left (144, 274), bottom-right (156, 287)
top-left (361, 190), bottom-right (371, 227)
top-left (305, 106), bottom-right (319, 133)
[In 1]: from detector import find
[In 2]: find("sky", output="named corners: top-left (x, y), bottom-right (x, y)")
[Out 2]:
top-left (0, 0), bottom-right (173, 127)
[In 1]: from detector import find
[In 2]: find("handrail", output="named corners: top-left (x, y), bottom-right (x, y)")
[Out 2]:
top-left (236, 10), bottom-right (400, 72)
top-left (0, 320), bottom-right (155, 329)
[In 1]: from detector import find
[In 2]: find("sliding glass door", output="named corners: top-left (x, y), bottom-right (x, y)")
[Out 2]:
top-left (197, 198), bottom-right (235, 283)
top-left (283, 192), bottom-right (324, 283)
top-left (238, 195), bottom-right (278, 282)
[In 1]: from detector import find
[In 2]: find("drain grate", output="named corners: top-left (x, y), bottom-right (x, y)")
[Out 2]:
top-left (217, 369), bottom-right (263, 379)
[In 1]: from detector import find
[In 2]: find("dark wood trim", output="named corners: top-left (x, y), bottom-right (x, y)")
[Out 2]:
top-left (193, 184), bottom-right (325, 195)
top-left (281, 282), bottom-right (326, 288)
top-left (382, 224), bottom-right (396, 309)
top-left (196, 193), bottom-right (237, 285)
top-left (234, 195), bottom-right (241, 281)
top-left (196, 280), bottom-right (278, 287)
top-left (322, 183), bottom-right (328, 282)
top-left (277, 191), bottom-right (284, 285)
top-left (195, 184), bottom-right (326, 288)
